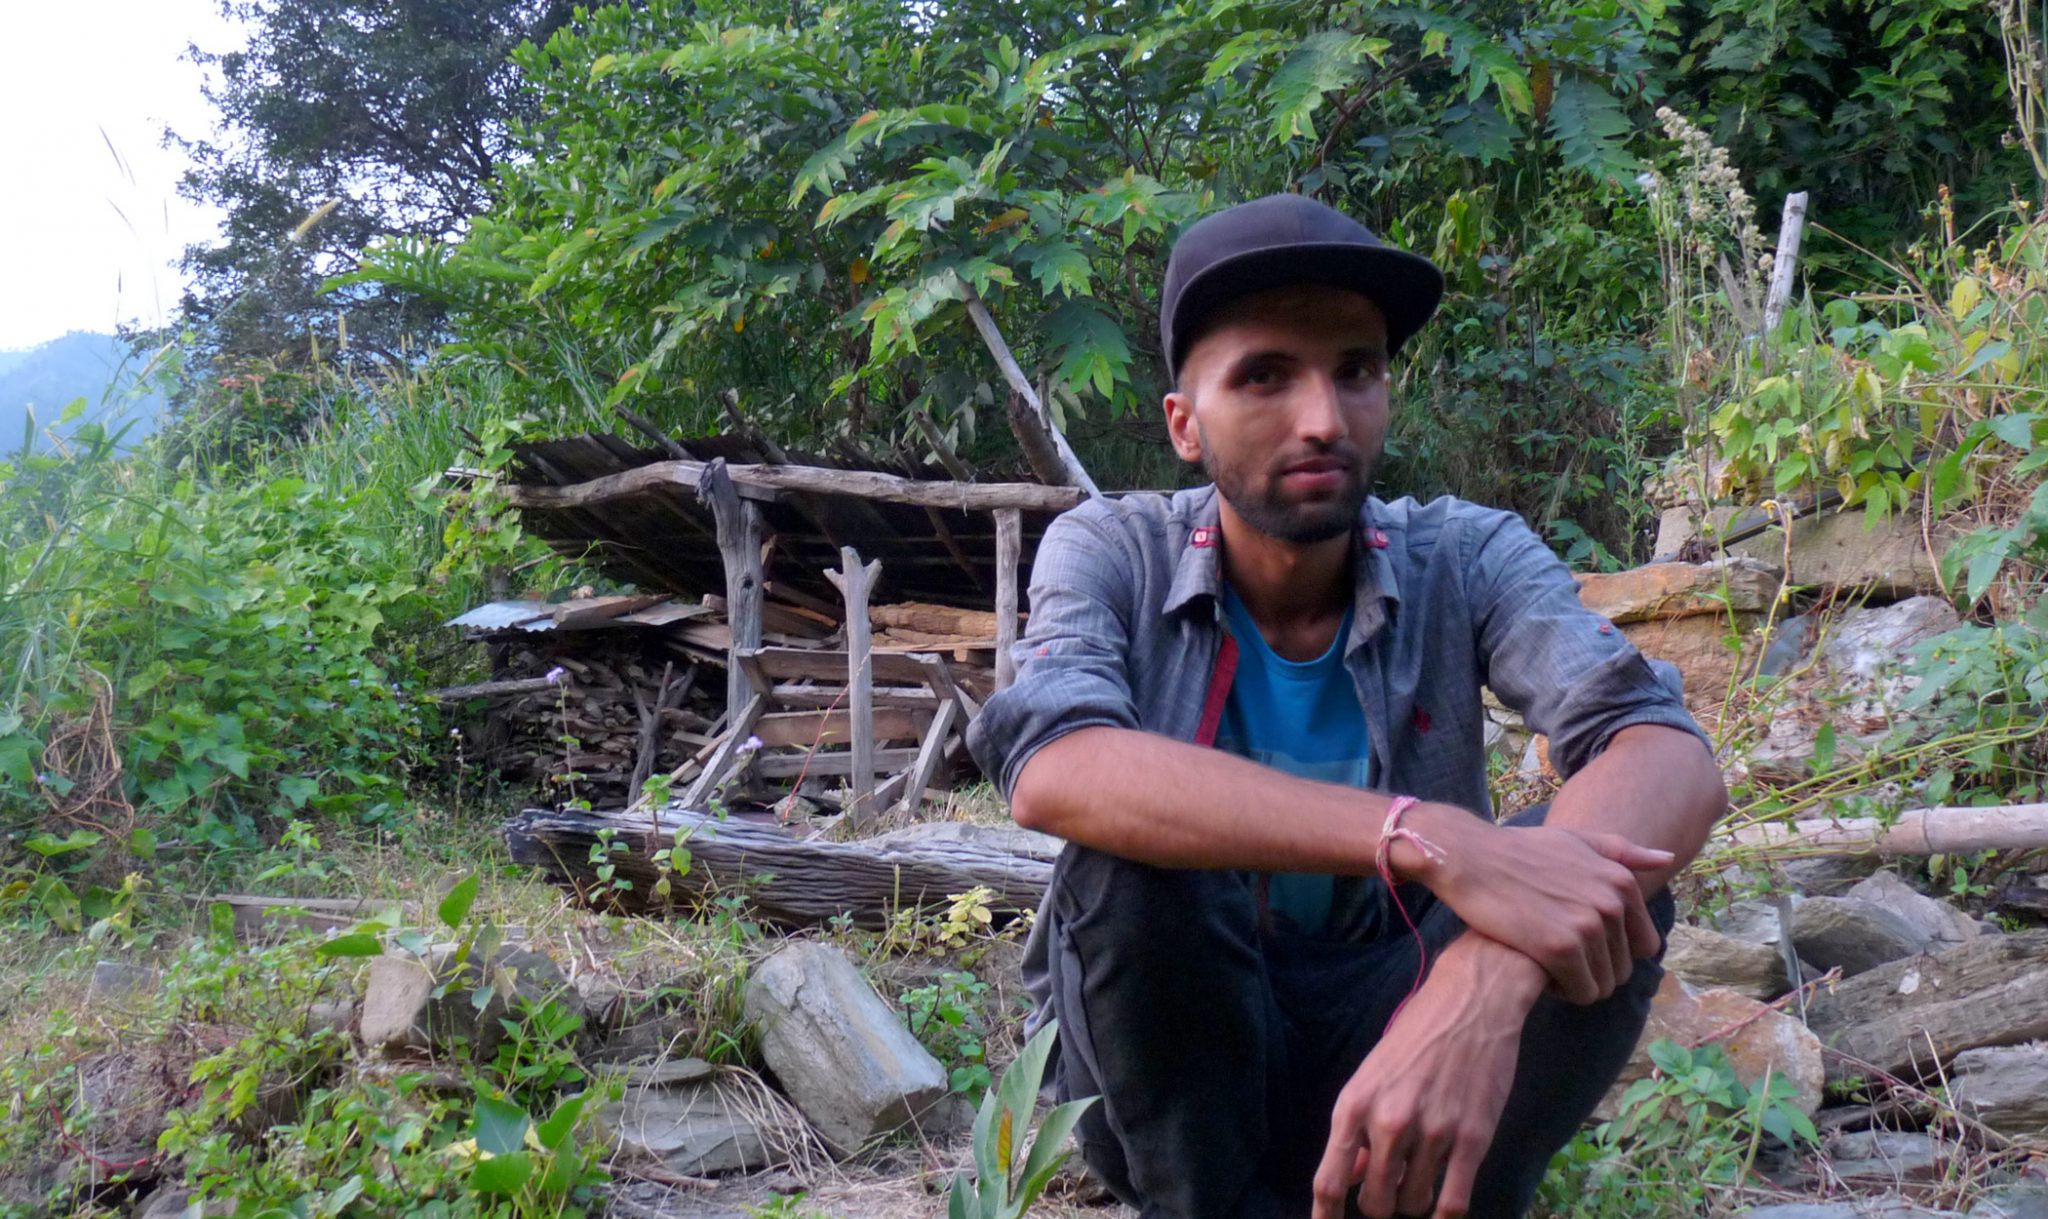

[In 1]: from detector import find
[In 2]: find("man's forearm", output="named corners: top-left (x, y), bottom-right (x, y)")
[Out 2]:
top-left (1010, 725), bottom-right (1405, 875)
top-left (1544, 723), bottom-right (1727, 894)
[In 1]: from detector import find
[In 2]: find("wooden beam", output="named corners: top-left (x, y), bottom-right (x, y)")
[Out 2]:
top-left (683, 694), bottom-right (766, 806)
top-left (504, 458), bottom-right (1085, 514)
top-left (753, 748), bottom-right (917, 779)
top-left (701, 459), bottom-right (766, 713)
top-left (755, 706), bottom-right (927, 747)
top-left (826, 547), bottom-right (885, 825)
top-left (994, 507), bottom-right (1022, 691)
top-left (912, 408), bottom-right (975, 482)
top-left (892, 698), bottom-right (961, 817)
top-left (1762, 191), bottom-right (1810, 336)
top-left (768, 684), bottom-right (940, 710)
top-left (955, 276), bottom-right (1101, 498)
top-left (743, 646), bottom-right (954, 686)
top-left (425, 676), bottom-right (561, 701)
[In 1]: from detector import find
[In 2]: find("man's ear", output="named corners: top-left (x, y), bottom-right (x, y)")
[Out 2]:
top-left (1164, 390), bottom-right (1203, 464)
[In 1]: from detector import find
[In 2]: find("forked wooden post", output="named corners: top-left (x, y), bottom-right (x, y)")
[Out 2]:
top-left (701, 459), bottom-right (765, 713)
top-left (994, 508), bottom-right (1022, 690)
top-left (826, 546), bottom-right (885, 824)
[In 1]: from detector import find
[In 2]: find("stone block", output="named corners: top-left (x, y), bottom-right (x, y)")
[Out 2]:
top-left (1789, 897), bottom-right (1929, 977)
top-left (1665, 924), bottom-right (1793, 999)
top-left (1805, 931), bottom-right (2048, 1082)
top-left (1846, 871), bottom-right (1981, 951)
top-left (1947, 1044), bottom-right (2048, 1136)
top-left (600, 1078), bottom-right (775, 1176)
top-left (1595, 975), bottom-right (1824, 1122)
top-left (1575, 557), bottom-right (1780, 624)
top-left (359, 956), bottom-right (435, 1054)
top-left (1727, 509), bottom-right (1952, 598)
top-left (742, 942), bottom-right (948, 1155)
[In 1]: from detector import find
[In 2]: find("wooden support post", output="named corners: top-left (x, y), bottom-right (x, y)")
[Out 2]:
top-left (1762, 190), bottom-right (1810, 336)
top-left (994, 507), bottom-right (1022, 691)
top-left (683, 694), bottom-right (767, 807)
top-left (701, 459), bottom-right (766, 714)
top-left (955, 276), bottom-right (1102, 499)
top-left (825, 547), bottom-right (885, 824)
top-left (891, 698), bottom-right (961, 817)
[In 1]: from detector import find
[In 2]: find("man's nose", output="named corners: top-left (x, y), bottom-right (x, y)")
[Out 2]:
top-left (1293, 373), bottom-right (1345, 445)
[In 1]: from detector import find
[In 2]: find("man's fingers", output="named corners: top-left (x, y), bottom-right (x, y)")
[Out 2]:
top-left (1623, 884), bottom-right (1663, 961)
top-left (1433, 1130), bottom-right (1489, 1219)
top-left (1357, 1121), bottom-right (1412, 1218)
top-left (1312, 1119), bottom-right (1365, 1219)
top-left (1397, 1129), bottom-right (1451, 1217)
top-left (1576, 831), bottom-right (1674, 873)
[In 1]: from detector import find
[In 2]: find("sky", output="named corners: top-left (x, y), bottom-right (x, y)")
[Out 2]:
top-left (0, 0), bottom-right (246, 352)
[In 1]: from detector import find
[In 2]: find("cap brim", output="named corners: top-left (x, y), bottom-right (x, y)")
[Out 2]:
top-left (1168, 242), bottom-right (1444, 376)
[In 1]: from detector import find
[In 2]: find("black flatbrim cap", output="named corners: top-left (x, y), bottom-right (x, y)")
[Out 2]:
top-left (1160, 194), bottom-right (1446, 378)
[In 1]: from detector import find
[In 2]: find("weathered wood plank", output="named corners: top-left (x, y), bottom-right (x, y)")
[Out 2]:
top-left (755, 707), bottom-right (926, 747)
top-left (744, 646), bottom-right (946, 686)
top-left (702, 460), bottom-right (766, 713)
top-left (826, 548), bottom-right (885, 824)
top-left (1723, 805), bottom-right (2048, 857)
top-left (752, 748), bottom-right (917, 778)
top-left (504, 458), bottom-right (1086, 513)
top-left (892, 698), bottom-right (961, 817)
top-left (684, 694), bottom-right (766, 806)
top-left (502, 806), bottom-right (1050, 926)
top-left (994, 507), bottom-right (1021, 691)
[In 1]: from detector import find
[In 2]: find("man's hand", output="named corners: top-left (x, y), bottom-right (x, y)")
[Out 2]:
top-left (1396, 805), bottom-right (1669, 1006)
top-left (1312, 936), bottom-right (1546, 1219)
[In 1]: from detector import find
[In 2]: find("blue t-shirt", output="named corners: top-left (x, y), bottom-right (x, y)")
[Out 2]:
top-left (1213, 585), bottom-right (1373, 936)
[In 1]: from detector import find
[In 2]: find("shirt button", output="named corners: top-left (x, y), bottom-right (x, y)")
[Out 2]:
top-left (1598, 622), bottom-right (1615, 635)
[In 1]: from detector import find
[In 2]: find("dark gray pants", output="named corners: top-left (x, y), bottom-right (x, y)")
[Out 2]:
top-left (1046, 805), bottom-right (1673, 1219)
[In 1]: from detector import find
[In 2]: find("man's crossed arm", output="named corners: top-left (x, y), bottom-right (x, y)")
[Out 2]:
top-left (1009, 720), bottom-right (1726, 1219)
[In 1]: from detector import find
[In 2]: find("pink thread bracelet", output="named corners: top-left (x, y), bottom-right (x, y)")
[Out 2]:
top-left (1375, 794), bottom-right (1446, 1024)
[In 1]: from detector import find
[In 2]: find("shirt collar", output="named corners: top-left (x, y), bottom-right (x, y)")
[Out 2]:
top-left (1162, 486), bottom-right (1401, 641)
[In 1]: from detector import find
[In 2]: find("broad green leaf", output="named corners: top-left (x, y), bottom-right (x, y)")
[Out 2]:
top-left (474, 1096), bottom-right (532, 1157)
top-left (535, 1093), bottom-right (587, 1151)
top-left (471, 1149), bottom-right (533, 1195)
top-left (315, 932), bottom-right (385, 958)
top-left (438, 872), bottom-right (481, 930)
top-left (1263, 32), bottom-right (1385, 143)
top-left (1546, 73), bottom-right (1637, 186)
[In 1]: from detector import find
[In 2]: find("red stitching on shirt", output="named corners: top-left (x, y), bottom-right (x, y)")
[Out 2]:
top-left (1194, 634), bottom-right (1239, 748)
top-left (1412, 705), bottom-right (1432, 734)
top-left (1190, 527), bottom-right (1218, 548)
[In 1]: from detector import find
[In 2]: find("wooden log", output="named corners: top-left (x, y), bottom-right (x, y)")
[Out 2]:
top-left (505, 458), bottom-right (1086, 514)
top-left (768, 683), bottom-right (940, 710)
top-left (1720, 804), bottom-right (2048, 858)
top-left (702, 459), bottom-right (766, 713)
top-left (827, 549), bottom-right (884, 825)
top-left (995, 507), bottom-right (1021, 691)
top-left (870, 603), bottom-right (1003, 637)
top-left (912, 407), bottom-right (975, 482)
top-left (213, 894), bottom-right (419, 943)
top-left (501, 806), bottom-right (1051, 926)
top-left (1806, 931), bottom-right (2048, 1082)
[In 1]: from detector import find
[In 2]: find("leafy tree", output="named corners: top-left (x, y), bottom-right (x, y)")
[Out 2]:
top-left (169, 0), bottom-right (575, 367)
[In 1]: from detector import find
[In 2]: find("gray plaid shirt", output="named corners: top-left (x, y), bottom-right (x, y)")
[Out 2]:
top-left (967, 485), bottom-right (1707, 1013)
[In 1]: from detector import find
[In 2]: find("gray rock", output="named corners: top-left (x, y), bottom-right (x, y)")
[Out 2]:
top-left (87, 960), bottom-right (158, 1005)
top-left (307, 1000), bottom-right (353, 1038)
top-left (1790, 897), bottom-right (1929, 977)
top-left (1847, 871), bottom-right (1982, 950)
top-left (135, 1188), bottom-right (234, 1219)
top-left (1710, 899), bottom-right (1790, 947)
top-left (1782, 854), bottom-right (1884, 896)
top-left (1824, 1130), bottom-right (1945, 1183)
top-left (1666, 924), bottom-right (1794, 999)
top-left (1948, 1044), bottom-right (2048, 1136)
top-left (618, 1057), bottom-right (719, 1088)
top-left (742, 941), bottom-right (948, 1155)
top-left (430, 947), bottom-right (578, 1060)
top-left (1821, 597), bottom-right (1961, 686)
top-left (1971, 1184), bottom-right (2048, 1219)
top-left (359, 955), bottom-right (435, 1053)
top-left (600, 1080), bottom-right (775, 1176)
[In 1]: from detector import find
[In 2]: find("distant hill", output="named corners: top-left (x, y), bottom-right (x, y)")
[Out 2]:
top-left (0, 332), bottom-right (168, 456)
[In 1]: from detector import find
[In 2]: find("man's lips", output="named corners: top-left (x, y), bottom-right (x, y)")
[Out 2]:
top-left (1283, 457), bottom-right (1349, 475)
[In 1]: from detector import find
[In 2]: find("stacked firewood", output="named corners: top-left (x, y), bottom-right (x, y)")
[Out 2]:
top-left (479, 639), bottom-right (721, 807)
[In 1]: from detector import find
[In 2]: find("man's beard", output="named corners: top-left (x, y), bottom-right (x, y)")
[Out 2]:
top-left (1199, 426), bottom-right (1376, 544)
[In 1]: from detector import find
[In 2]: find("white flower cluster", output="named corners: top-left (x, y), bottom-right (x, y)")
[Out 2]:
top-left (1655, 106), bottom-right (1771, 275)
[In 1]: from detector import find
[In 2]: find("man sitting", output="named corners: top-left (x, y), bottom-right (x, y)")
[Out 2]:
top-left (966, 193), bottom-right (1726, 1219)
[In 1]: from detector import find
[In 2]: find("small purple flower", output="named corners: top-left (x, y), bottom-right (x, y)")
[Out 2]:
top-left (545, 666), bottom-right (566, 685)
top-left (736, 735), bottom-right (763, 755)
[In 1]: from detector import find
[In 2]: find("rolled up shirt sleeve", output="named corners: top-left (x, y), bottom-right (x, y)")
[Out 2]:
top-left (967, 507), bottom-right (1143, 801)
top-left (1463, 508), bottom-right (1712, 779)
